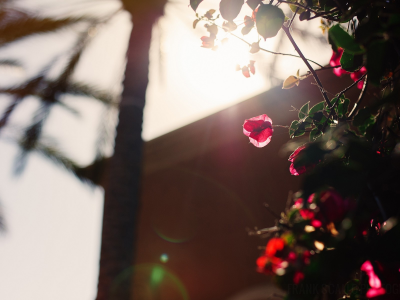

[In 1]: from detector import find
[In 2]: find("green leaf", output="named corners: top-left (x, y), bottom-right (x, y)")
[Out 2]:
top-left (311, 112), bottom-right (327, 125)
top-left (328, 25), bottom-right (364, 54)
top-left (337, 97), bottom-right (350, 118)
top-left (289, 120), bottom-right (299, 137)
top-left (309, 128), bottom-right (321, 141)
top-left (353, 107), bottom-right (374, 127)
top-left (298, 102), bottom-right (309, 119)
top-left (220, 0), bottom-right (244, 22)
top-left (344, 279), bottom-right (359, 295)
top-left (309, 101), bottom-right (325, 115)
top-left (328, 33), bottom-right (338, 53)
top-left (350, 289), bottom-right (361, 300)
top-left (190, 0), bottom-right (203, 11)
top-left (246, 0), bottom-right (262, 10)
top-left (299, 10), bottom-right (310, 21)
top-left (340, 51), bottom-right (363, 72)
top-left (294, 130), bottom-right (305, 137)
top-left (241, 25), bottom-right (252, 35)
top-left (255, 3), bottom-right (285, 40)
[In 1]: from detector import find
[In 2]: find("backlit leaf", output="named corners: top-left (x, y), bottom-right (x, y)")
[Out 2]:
top-left (328, 25), bottom-right (364, 54)
top-left (310, 128), bottom-right (321, 141)
top-left (246, 0), bottom-right (262, 10)
top-left (282, 75), bottom-right (299, 89)
top-left (340, 50), bottom-right (363, 72)
top-left (298, 102), bottom-right (309, 119)
top-left (309, 102), bottom-right (325, 115)
top-left (220, 0), bottom-right (244, 21)
top-left (190, 0), bottom-right (203, 11)
top-left (289, 120), bottom-right (299, 137)
top-left (255, 4), bottom-right (285, 40)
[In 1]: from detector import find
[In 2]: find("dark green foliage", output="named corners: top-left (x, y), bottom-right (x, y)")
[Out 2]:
top-left (340, 51), bottom-right (363, 72)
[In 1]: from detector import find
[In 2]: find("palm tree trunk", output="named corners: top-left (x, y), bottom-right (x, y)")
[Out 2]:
top-left (95, 3), bottom-right (166, 300)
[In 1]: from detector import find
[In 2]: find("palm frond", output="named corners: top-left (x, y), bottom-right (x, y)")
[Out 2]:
top-left (0, 15), bottom-right (93, 47)
top-left (64, 82), bottom-right (117, 105)
top-left (14, 135), bottom-right (108, 185)
top-left (0, 59), bottom-right (21, 67)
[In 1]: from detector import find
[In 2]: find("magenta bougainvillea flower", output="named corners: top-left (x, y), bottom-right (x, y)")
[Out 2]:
top-left (350, 66), bottom-right (367, 89)
top-left (361, 260), bottom-right (386, 298)
top-left (200, 36), bottom-right (215, 48)
top-left (257, 237), bottom-right (286, 273)
top-left (243, 114), bottom-right (273, 147)
top-left (330, 49), bottom-right (367, 89)
top-left (317, 190), bottom-right (355, 224)
top-left (293, 271), bottom-right (305, 284)
top-left (288, 145), bottom-right (315, 176)
top-left (330, 48), bottom-right (348, 77)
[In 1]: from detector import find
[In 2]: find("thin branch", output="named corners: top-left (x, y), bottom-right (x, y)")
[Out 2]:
top-left (348, 74), bottom-right (368, 119)
top-left (282, 25), bottom-right (332, 107)
top-left (307, 9), bottom-right (341, 21)
top-left (226, 29), bottom-right (324, 68)
top-left (278, 0), bottom-right (340, 20)
top-left (288, 7), bottom-right (299, 28)
top-left (337, 72), bottom-right (367, 102)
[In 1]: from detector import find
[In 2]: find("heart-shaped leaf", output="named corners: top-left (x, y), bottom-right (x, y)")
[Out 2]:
top-left (328, 25), bottom-right (364, 54)
top-left (246, 0), bottom-right (262, 10)
top-left (340, 51), bottom-right (363, 72)
top-left (256, 4), bottom-right (285, 40)
top-left (282, 75), bottom-right (299, 89)
top-left (190, 0), bottom-right (203, 11)
top-left (220, 0), bottom-right (244, 21)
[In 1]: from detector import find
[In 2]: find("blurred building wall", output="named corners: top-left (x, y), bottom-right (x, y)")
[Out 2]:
top-left (134, 71), bottom-right (370, 300)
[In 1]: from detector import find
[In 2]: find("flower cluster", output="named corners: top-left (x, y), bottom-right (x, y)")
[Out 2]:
top-left (330, 48), bottom-right (367, 89)
top-left (191, 0), bottom-right (400, 298)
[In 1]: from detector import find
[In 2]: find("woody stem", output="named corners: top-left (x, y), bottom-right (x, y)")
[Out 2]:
top-left (282, 26), bottom-right (332, 108)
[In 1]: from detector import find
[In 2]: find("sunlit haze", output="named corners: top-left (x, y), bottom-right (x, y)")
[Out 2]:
top-left (0, 0), bottom-right (331, 299)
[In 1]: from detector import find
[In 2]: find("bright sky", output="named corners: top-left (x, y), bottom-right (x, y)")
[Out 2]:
top-left (0, 0), bottom-right (331, 299)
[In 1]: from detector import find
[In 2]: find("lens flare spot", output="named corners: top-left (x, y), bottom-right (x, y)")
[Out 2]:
top-left (160, 253), bottom-right (169, 263)
top-left (151, 266), bottom-right (165, 286)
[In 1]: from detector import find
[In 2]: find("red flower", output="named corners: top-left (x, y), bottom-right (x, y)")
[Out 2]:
top-left (201, 36), bottom-right (215, 48)
top-left (350, 66), bottom-right (367, 89)
top-left (244, 15), bottom-right (255, 27)
top-left (242, 66), bottom-right (250, 78)
top-left (266, 237), bottom-right (285, 257)
top-left (257, 237), bottom-right (286, 273)
top-left (249, 60), bottom-right (255, 75)
top-left (330, 48), bottom-right (348, 77)
top-left (293, 271), bottom-right (305, 284)
top-left (243, 114), bottom-right (273, 148)
top-left (317, 190), bottom-right (354, 223)
top-left (288, 145), bottom-right (315, 176)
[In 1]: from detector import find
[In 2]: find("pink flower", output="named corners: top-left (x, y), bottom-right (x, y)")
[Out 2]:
top-left (293, 271), bottom-right (305, 284)
top-left (330, 48), bottom-right (348, 77)
top-left (317, 190), bottom-right (355, 224)
top-left (244, 15), bottom-right (255, 27)
top-left (242, 66), bottom-right (250, 78)
top-left (288, 145), bottom-right (315, 176)
top-left (243, 114), bottom-right (273, 148)
top-left (249, 60), bottom-right (255, 75)
top-left (361, 260), bottom-right (386, 298)
top-left (200, 36), bottom-right (215, 48)
top-left (350, 66), bottom-right (367, 89)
